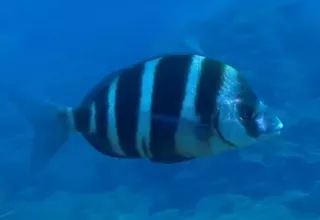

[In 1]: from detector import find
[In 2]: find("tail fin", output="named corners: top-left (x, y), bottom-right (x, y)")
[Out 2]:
top-left (7, 92), bottom-right (72, 172)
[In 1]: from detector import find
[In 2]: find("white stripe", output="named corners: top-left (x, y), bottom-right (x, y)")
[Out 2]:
top-left (66, 107), bottom-right (76, 132)
top-left (175, 55), bottom-right (209, 157)
top-left (136, 58), bottom-right (161, 158)
top-left (107, 76), bottom-right (126, 156)
top-left (89, 102), bottom-right (97, 133)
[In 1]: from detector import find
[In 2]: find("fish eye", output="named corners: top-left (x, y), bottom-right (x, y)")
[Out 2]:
top-left (238, 105), bottom-right (261, 138)
top-left (239, 106), bottom-right (256, 121)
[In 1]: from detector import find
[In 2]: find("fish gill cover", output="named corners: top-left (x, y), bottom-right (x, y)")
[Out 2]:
top-left (0, 0), bottom-right (319, 219)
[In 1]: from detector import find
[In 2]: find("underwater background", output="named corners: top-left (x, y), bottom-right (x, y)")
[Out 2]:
top-left (0, 0), bottom-right (320, 219)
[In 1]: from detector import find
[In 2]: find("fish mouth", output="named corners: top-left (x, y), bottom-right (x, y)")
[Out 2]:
top-left (257, 114), bottom-right (283, 136)
top-left (269, 120), bottom-right (283, 135)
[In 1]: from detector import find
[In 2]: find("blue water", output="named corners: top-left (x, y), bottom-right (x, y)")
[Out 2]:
top-left (0, 0), bottom-right (319, 219)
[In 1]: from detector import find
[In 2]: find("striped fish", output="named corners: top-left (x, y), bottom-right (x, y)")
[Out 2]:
top-left (12, 54), bottom-right (283, 169)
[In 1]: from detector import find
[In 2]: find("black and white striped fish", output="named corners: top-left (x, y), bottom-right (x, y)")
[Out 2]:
top-left (12, 54), bottom-right (283, 169)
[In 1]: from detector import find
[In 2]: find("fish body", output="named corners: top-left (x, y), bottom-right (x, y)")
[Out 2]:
top-left (10, 53), bottom-right (283, 168)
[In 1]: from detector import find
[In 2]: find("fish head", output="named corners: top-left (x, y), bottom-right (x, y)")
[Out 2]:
top-left (216, 66), bottom-right (283, 148)
top-left (218, 99), bottom-right (283, 148)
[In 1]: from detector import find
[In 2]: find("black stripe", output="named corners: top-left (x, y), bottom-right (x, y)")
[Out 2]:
top-left (88, 87), bottom-right (118, 156)
top-left (73, 108), bottom-right (91, 133)
top-left (82, 85), bottom-right (127, 157)
top-left (115, 63), bottom-right (144, 157)
top-left (94, 88), bottom-right (107, 137)
top-left (195, 57), bottom-right (224, 127)
top-left (236, 73), bottom-right (260, 137)
top-left (149, 54), bottom-right (193, 162)
top-left (214, 110), bottom-right (236, 147)
top-left (79, 68), bottom-right (128, 157)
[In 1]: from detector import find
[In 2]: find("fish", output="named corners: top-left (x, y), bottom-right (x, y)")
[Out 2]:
top-left (9, 53), bottom-right (283, 170)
